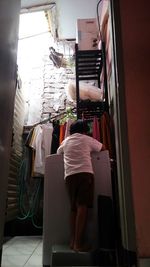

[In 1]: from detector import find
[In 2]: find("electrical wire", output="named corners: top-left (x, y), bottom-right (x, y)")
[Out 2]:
top-left (97, 0), bottom-right (103, 40)
top-left (19, 30), bottom-right (50, 40)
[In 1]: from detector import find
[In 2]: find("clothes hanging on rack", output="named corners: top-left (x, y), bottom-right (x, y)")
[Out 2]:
top-left (51, 119), bottom-right (76, 153)
top-left (50, 108), bottom-right (77, 153)
top-left (23, 108), bottom-right (115, 177)
top-left (59, 123), bottom-right (66, 145)
top-left (51, 120), bottom-right (60, 154)
top-left (24, 108), bottom-right (77, 164)
top-left (24, 127), bottom-right (35, 183)
top-left (92, 116), bottom-right (100, 141)
top-left (100, 112), bottom-right (115, 159)
top-left (29, 123), bottom-right (53, 176)
top-left (81, 112), bottom-right (115, 159)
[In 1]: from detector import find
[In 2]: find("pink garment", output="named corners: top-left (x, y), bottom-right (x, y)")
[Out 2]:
top-left (59, 123), bottom-right (66, 144)
top-left (92, 117), bottom-right (100, 141)
top-left (100, 112), bottom-right (114, 158)
top-left (57, 133), bottom-right (103, 178)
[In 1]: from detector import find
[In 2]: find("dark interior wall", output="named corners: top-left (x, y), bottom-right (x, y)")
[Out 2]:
top-left (0, 0), bottom-right (21, 251)
top-left (117, 0), bottom-right (150, 257)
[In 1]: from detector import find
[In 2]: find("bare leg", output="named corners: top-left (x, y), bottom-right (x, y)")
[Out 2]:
top-left (73, 205), bottom-right (88, 251)
top-left (70, 211), bottom-right (76, 249)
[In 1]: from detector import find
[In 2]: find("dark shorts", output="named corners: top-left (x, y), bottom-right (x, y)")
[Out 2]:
top-left (65, 172), bottom-right (94, 211)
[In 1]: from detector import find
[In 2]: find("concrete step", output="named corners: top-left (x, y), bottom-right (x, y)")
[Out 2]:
top-left (51, 245), bottom-right (116, 266)
top-left (51, 245), bottom-right (93, 266)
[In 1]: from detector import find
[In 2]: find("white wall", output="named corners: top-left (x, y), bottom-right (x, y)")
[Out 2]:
top-left (56, 0), bottom-right (98, 39)
top-left (21, 0), bottom-right (98, 39)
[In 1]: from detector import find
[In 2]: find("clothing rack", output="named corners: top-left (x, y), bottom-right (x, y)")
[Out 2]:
top-left (23, 107), bottom-right (76, 134)
top-left (44, 107), bottom-right (76, 123)
top-left (75, 42), bottom-right (109, 119)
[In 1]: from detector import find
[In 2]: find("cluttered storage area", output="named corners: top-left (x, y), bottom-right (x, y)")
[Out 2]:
top-left (3, 1), bottom-right (123, 267)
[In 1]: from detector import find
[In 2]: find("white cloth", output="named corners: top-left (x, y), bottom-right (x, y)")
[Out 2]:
top-left (66, 80), bottom-right (103, 102)
top-left (30, 123), bottom-right (53, 175)
top-left (42, 124), bottom-right (53, 159)
top-left (30, 125), bottom-right (44, 174)
top-left (57, 133), bottom-right (103, 178)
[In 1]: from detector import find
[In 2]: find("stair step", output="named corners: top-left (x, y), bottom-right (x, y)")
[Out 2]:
top-left (51, 245), bottom-right (94, 266)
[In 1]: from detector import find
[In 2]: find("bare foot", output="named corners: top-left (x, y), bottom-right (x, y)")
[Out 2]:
top-left (73, 244), bottom-right (92, 252)
top-left (70, 243), bottom-right (74, 250)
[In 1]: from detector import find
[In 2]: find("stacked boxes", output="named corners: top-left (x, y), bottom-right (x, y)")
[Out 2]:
top-left (76, 18), bottom-right (99, 50)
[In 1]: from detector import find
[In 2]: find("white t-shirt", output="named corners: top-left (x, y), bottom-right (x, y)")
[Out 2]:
top-left (57, 133), bottom-right (103, 178)
top-left (30, 123), bottom-right (53, 175)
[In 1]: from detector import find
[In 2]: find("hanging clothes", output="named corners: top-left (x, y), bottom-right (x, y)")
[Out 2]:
top-left (51, 120), bottom-right (60, 154)
top-left (24, 127), bottom-right (35, 183)
top-left (100, 112), bottom-right (115, 158)
top-left (92, 116), bottom-right (100, 141)
top-left (42, 123), bottom-right (53, 157)
top-left (29, 123), bottom-right (53, 175)
top-left (23, 108), bottom-right (76, 179)
top-left (59, 123), bottom-right (66, 144)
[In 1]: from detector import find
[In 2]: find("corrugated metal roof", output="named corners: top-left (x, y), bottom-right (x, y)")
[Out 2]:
top-left (21, 0), bottom-right (53, 8)
top-left (20, 1), bottom-right (57, 39)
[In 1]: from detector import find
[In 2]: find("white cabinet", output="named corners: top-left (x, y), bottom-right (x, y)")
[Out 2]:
top-left (42, 150), bottom-right (112, 266)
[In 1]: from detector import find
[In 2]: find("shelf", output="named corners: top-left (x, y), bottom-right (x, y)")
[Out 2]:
top-left (75, 43), bottom-right (108, 119)
top-left (77, 100), bottom-right (106, 119)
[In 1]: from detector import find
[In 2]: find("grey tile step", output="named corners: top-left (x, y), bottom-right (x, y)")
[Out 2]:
top-left (51, 245), bottom-right (117, 266)
top-left (51, 245), bottom-right (94, 266)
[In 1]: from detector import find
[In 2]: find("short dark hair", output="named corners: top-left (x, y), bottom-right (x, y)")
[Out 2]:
top-left (70, 120), bottom-right (89, 135)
